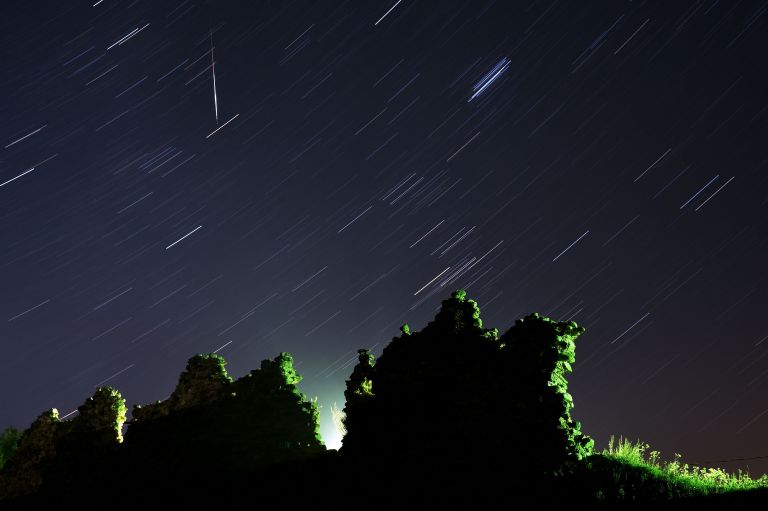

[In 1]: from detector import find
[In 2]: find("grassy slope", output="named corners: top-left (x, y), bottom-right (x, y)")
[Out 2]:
top-left (593, 436), bottom-right (768, 502)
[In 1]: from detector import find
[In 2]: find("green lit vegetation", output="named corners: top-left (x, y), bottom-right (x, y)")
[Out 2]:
top-left (600, 436), bottom-right (768, 496)
top-left (0, 428), bottom-right (21, 471)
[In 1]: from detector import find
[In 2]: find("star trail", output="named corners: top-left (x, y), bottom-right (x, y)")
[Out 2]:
top-left (1, 0), bottom-right (768, 470)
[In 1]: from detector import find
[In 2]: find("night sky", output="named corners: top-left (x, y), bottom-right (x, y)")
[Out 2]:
top-left (2, 0), bottom-right (768, 474)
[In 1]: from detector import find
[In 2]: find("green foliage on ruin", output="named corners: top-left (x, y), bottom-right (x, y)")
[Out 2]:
top-left (0, 351), bottom-right (323, 500)
top-left (0, 427), bottom-right (21, 471)
top-left (133, 353), bottom-right (232, 422)
top-left (341, 349), bottom-right (376, 450)
top-left (341, 288), bottom-right (592, 473)
top-left (126, 351), bottom-right (324, 478)
top-left (75, 387), bottom-right (127, 444)
top-left (0, 387), bottom-right (127, 498)
top-left (499, 311), bottom-right (594, 464)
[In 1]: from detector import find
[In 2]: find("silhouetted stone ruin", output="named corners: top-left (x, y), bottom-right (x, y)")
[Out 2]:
top-left (0, 352), bottom-right (323, 499)
top-left (1, 290), bottom-right (596, 503)
top-left (342, 289), bottom-right (593, 474)
top-left (0, 387), bottom-right (126, 498)
top-left (131, 353), bottom-right (234, 422)
top-left (126, 352), bottom-right (324, 476)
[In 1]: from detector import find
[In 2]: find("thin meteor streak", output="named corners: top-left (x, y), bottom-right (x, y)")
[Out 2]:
top-left (107, 23), bottom-right (149, 50)
top-left (166, 225), bottom-right (203, 249)
top-left (610, 312), bottom-right (651, 344)
top-left (338, 205), bottom-right (372, 233)
top-left (695, 176), bottom-right (735, 211)
top-left (8, 299), bottom-right (50, 321)
top-left (414, 267), bottom-right (452, 295)
top-left (210, 29), bottom-right (219, 124)
top-left (409, 219), bottom-right (445, 248)
top-left (94, 364), bottom-right (135, 388)
top-left (0, 167), bottom-right (35, 188)
top-left (680, 175), bottom-right (719, 209)
top-left (553, 230), bottom-right (590, 261)
top-left (213, 340), bottom-right (233, 353)
top-left (5, 125), bottom-right (47, 148)
top-left (375, 0), bottom-right (404, 26)
top-left (206, 114), bottom-right (239, 138)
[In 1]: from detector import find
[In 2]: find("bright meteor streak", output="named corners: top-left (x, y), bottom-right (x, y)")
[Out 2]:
top-left (210, 30), bottom-right (219, 124)
top-left (166, 225), bottom-right (203, 249)
top-left (0, 167), bottom-right (35, 188)
top-left (374, 0), bottom-right (404, 26)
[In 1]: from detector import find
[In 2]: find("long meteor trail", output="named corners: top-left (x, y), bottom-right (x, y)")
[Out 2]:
top-left (210, 30), bottom-right (219, 124)
top-left (166, 225), bottom-right (203, 249)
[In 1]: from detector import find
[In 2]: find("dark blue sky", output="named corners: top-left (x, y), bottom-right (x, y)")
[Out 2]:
top-left (1, 0), bottom-right (767, 473)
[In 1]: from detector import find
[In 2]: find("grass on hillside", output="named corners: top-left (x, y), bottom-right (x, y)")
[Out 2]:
top-left (601, 435), bottom-right (768, 496)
